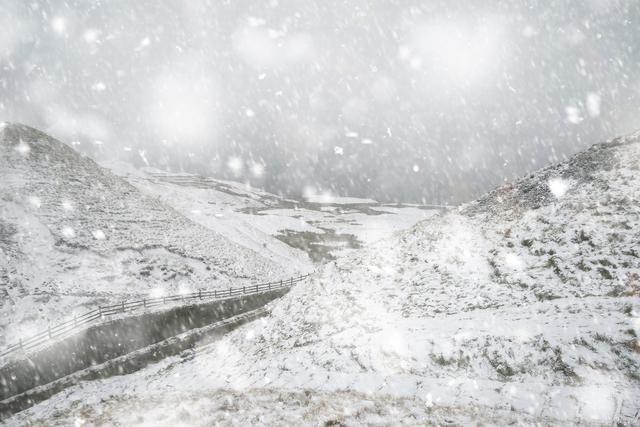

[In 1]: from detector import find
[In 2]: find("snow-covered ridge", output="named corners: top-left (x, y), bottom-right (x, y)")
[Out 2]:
top-left (18, 132), bottom-right (639, 424)
top-left (0, 123), bottom-right (295, 344)
top-left (465, 131), bottom-right (640, 218)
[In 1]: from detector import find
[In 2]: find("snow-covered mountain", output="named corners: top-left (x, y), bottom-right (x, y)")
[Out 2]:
top-left (0, 123), bottom-right (300, 344)
top-left (12, 131), bottom-right (640, 425)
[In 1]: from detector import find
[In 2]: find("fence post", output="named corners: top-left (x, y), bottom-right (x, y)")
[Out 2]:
top-left (163, 296), bottom-right (166, 304)
top-left (256, 283), bottom-right (259, 293)
top-left (269, 282), bottom-right (271, 291)
top-left (290, 277), bottom-right (293, 285)
top-left (122, 301), bottom-right (125, 313)
top-left (280, 279), bottom-right (283, 288)
top-left (199, 289), bottom-right (202, 300)
top-left (143, 298), bottom-right (146, 308)
top-left (243, 286), bottom-right (245, 294)
top-left (229, 287), bottom-right (231, 297)
top-left (98, 306), bottom-right (102, 317)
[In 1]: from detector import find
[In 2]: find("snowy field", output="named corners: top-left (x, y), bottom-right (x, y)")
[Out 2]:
top-left (6, 131), bottom-right (639, 424)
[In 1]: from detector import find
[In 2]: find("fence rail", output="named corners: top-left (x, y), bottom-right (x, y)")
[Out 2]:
top-left (1, 274), bottom-right (310, 360)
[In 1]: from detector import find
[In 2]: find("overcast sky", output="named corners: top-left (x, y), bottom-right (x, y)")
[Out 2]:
top-left (1, 0), bottom-right (639, 203)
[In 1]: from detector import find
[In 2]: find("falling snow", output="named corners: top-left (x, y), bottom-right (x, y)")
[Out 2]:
top-left (1, 1), bottom-right (639, 424)
top-left (91, 229), bottom-right (106, 240)
top-left (548, 177), bottom-right (570, 198)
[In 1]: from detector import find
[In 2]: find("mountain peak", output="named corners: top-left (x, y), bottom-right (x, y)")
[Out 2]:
top-left (0, 121), bottom-right (51, 140)
top-left (0, 122), bottom-right (81, 166)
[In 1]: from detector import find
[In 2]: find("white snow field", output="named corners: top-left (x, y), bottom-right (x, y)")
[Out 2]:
top-left (0, 123), bottom-right (305, 345)
top-left (9, 133), bottom-right (640, 424)
top-left (101, 160), bottom-right (440, 264)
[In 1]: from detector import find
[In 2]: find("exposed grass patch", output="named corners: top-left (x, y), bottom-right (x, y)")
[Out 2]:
top-left (534, 291), bottom-right (561, 302)
top-left (550, 347), bottom-right (580, 384)
top-left (546, 256), bottom-right (566, 281)
top-left (598, 258), bottom-right (616, 268)
top-left (593, 333), bottom-right (612, 343)
top-left (572, 230), bottom-right (591, 244)
top-left (430, 352), bottom-right (470, 368)
top-left (597, 267), bottom-right (613, 280)
top-left (576, 259), bottom-right (591, 271)
top-left (483, 351), bottom-right (516, 379)
top-left (521, 238), bottom-right (533, 248)
top-left (275, 228), bottom-right (361, 263)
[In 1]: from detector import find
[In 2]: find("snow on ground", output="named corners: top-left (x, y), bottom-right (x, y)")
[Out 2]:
top-left (8, 386), bottom-right (559, 425)
top-left (0, 124), bottom-right (298, 345)
top-left (303, 194), bottom-right (378, 205)
top-left (102, 161), bottom-right (317, 271)
top-left (10, 133), bottom-right (640, 423)
top-left (102, 160), bottom-right (440, 263)
top-left (310, 206), bottom-right (432, 245)
top-left (0, 122), bottom-right (435, 350)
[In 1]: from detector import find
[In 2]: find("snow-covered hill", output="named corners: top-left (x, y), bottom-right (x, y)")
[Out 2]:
top-left (0, 123), bottom-right (300, 345)
top-left (102, 160), bottom-right (439, 265)
top-left (8, 131), bottom-right (640, 424)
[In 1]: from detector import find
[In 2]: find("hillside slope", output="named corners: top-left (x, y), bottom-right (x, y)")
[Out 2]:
top-left (102, 160), bottom-right (439, 265)
top-left (9, 132), bottom-right (640, 424)
top-left (0, 123), bottom-right (296, 344)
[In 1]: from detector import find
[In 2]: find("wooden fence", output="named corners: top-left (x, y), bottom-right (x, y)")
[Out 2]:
top-left (0, 274), bottom-right (310, 360)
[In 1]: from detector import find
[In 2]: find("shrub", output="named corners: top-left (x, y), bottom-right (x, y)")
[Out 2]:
top-left (598, 267), bottom-right (613, 280)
